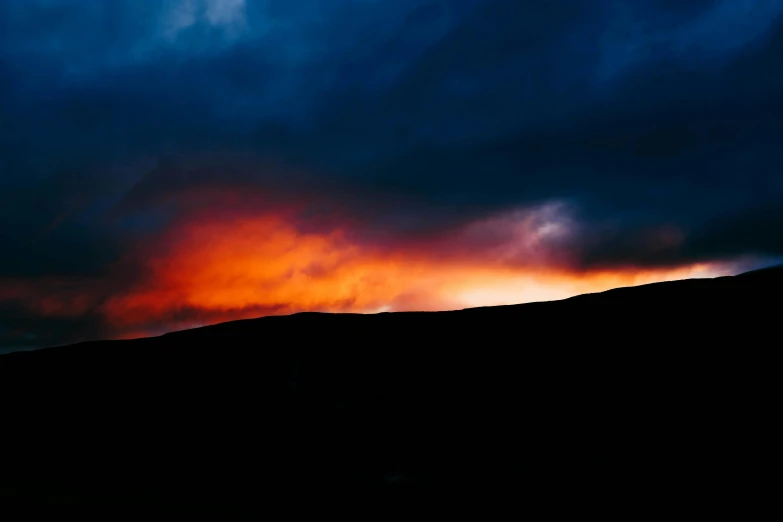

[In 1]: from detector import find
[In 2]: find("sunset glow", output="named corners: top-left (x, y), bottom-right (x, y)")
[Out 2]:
top-left (0, 201), bottom-right (733, 343)
top-left (0, 181), bottom-right (746, 352)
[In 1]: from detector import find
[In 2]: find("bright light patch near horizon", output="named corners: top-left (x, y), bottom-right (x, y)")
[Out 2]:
top-left (453, 262), bottom-right (731, 309)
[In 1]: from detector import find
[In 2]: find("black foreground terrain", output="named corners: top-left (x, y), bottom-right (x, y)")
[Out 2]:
top-left (1, 266), bottom-right (780, 513)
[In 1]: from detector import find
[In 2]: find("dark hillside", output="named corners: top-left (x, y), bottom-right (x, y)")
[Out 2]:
top-left (1, 266), bottom-right (780, 513)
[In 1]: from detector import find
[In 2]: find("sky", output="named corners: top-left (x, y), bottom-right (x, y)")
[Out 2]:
top-left (1, 0), bottom-right (782, 351)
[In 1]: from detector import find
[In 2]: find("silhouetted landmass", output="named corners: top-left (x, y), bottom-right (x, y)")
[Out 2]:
top-left (1, 266), bottom-right (780, 513)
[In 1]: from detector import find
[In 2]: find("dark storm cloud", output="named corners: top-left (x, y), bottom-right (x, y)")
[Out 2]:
top-left (1, 0), bottom-right (783, 348)
top-left (332, 0), bottom-right (783, 266)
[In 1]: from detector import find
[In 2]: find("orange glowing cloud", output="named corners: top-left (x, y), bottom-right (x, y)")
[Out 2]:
top-left (94, 202), bottom-right (733, 337)
top-left (0, 195), bottom-right (739, 343)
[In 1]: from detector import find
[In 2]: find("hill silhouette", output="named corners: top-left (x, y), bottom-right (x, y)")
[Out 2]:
top-left (1, 266), bottom-right (780, 513)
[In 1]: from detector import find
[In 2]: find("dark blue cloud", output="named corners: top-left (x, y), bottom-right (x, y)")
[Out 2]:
top-left (3, 0), bottom-right (783, 254)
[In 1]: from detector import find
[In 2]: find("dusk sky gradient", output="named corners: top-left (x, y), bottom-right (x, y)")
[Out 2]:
top-left (1, 0), bottom-right (782, 351)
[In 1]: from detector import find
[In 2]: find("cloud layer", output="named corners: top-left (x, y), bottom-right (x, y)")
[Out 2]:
top-left (1, 0), bottom-right (782, 349)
